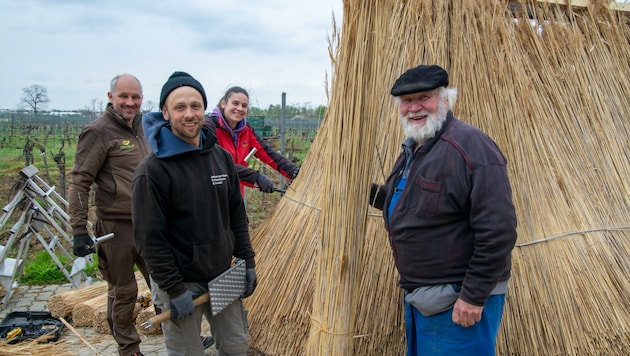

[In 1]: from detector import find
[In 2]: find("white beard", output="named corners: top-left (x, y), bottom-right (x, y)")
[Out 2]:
top-left (399, 100), bottom-right (449, 144)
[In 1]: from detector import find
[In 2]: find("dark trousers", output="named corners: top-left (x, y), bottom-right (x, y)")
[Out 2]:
top-left (96, 219), bottom-right (150, 356)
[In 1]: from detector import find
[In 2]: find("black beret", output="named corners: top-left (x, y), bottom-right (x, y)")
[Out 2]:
top-left (159, 71), bottom-right (208, 109)
top-left (390, 64), bottom-right (449, 96)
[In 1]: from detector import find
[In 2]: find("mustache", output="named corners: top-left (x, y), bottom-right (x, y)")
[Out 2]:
top-left (401, 110), bottom-right (429, 120)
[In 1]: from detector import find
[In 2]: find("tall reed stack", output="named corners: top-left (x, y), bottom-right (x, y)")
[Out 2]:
top-left (246, 1), bottom-right (630, 355)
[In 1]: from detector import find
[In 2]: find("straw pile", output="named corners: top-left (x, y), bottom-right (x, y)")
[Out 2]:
top-left (0, 338), bottom-right (69, 356)
top-left (92, 303), bottom-right (143, 334)
top-left (91, 272), bottom-right (150, 333)
top-left (135, 308), bottom-right (162, 335)
top-left (70, 273), bottom-right (150, 328)
top-left (47, 281), bottom-right (107, 319)
top-left (71, 294), bottom-right (107, 327)
top-left (245, 0), bottom-right (629, 355)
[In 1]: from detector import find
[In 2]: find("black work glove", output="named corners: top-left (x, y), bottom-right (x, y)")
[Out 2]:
top-left (72, 234), bottom-right (95, 257)
top-left (369, 183), bottom-right (386, 211)
top-left (289, 166), bottom-right (300, 180)
top-left (169, 290), bottom-right (194, 322)
top-left (256, 173), bottom-right (275, 193)
top-left (241, 268), bottom-right (258, 298)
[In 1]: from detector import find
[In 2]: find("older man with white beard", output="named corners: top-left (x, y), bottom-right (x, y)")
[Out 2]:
top-left (369, 64), bottom-right (517, 356)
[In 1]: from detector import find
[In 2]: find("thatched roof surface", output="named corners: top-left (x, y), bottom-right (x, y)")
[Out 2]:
top-left (246, 1), bottom-right (629, 355)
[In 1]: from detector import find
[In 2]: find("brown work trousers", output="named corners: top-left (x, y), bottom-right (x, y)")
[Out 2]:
top-left (96, 219), bottom-right (150, 356)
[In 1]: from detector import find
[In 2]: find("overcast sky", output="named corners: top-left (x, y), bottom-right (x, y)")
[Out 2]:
top-left (0, 0), bottom-right (343, 111)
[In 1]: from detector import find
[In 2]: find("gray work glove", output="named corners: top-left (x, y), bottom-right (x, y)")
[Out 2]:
top-left (72, 234), bottom-right (94, 257)
top-left (241, 268), bottom-right (258, 298)
top-left (169, 290), bottom-right (194, 322)
top-left (256, 173), bottom-right (275, 193)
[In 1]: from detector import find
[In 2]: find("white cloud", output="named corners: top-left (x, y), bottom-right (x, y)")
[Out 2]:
top-left (0, 0), bottom-right (342, 110)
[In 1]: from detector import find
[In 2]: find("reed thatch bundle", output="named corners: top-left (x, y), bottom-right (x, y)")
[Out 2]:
top-left (70, 273), bottom-right (150, 328)
top-left (71, 294), bottom-right (107, 327)
top-left (135, 308), bottom-right (162, 335)
top-left (90, 272), bottom-right (149, 334)
top-left (92, 303), bottom-right (142, 335)
top-left (0, 338), bottom-right (69, 356)
top-left (91, 309), bottom-right (110, 335)
top-left (246, 0), bottom-right (629, 355)
top-left (47, 281), bottom-right (107, 319)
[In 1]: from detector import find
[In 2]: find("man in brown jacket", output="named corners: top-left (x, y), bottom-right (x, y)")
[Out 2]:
top-left (69, 73), bottom-right (151, 356)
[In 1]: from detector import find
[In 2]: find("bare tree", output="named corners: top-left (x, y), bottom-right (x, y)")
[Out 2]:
top-left (88, 98), bottom-right (104, 117)
top-left (142, 99), bottom-right (156, 113)
top-left (21, 84), bottom-right (50, 117)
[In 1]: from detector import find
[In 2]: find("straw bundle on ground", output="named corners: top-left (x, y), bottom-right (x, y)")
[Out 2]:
top-left (0, 338), bottom-right (69, 356)
top-left (92, 303), bottom-right (142, 334)
top-left (72, 277), bottom-right (150, 328)
top-left (47, 281), bottom-right (107, 319)
top-left (246, 0), bottom-right (629, 355)
top-left (71, 294), bottom-right (107, 327)
top-left (90, 272), bottom-right (150, 333)
top-left (91, 309), bottom-right (109, 334)
top-left (135, 308), bottom-right (162, 335)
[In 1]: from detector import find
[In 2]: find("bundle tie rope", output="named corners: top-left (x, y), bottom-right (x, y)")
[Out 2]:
top-left (516, 225), bottom-right (630, 247)
top-left (307, 312), bottom-right (354, 337)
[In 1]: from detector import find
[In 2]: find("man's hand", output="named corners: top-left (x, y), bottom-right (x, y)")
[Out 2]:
top-left (169, 290), bottom-right (194, 322)
top-left (452, 298), bottom-right (483, 327)
top-left (241, 268), bottom-right (258, 298)
top-left (72, 234), bottom-right (95, 257)
top-left (256, 173), bottom-right (275, 193)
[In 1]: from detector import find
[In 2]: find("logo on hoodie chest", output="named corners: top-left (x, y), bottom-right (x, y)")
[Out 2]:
top-left (211, 174), bottom-right (228, 186)
top-left (120, 140), bottom-right (135, 150)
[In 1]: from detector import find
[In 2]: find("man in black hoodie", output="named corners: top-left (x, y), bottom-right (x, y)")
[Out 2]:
top-left (132, 71), bottom-right (257, 355)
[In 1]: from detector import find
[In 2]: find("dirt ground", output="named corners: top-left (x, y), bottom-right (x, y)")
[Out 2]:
top-left (0, 170), bottom-right (24, 205)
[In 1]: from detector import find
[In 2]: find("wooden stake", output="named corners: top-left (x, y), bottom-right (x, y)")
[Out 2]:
top-left (59, 317), bottom-right (100, 355)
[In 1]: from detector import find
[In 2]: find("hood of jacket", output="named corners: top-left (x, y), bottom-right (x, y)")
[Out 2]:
top-left (209, 106), bottom-right (247, 146)
top-left (210, 106), bottom-right (247, 131)
top-left (143, 111), bottom-right (216, 158)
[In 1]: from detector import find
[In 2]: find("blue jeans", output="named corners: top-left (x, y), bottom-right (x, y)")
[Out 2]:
top-left (404, 294), bottom-right (506, 356)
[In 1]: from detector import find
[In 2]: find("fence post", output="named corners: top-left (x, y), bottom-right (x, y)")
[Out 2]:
top-left (280, 92), bottom-right (286, 155)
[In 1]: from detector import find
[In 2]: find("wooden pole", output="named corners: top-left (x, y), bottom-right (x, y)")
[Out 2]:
top-left (59, 317), bottom-right (100, 355)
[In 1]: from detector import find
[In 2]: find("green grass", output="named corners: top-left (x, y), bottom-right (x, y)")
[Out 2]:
top-left (20, 250), bottom-right (100, 285)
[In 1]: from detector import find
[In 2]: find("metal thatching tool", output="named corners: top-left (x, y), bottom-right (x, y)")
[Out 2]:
top-left (140, 294), bottom-right (210, 329)
top-left (87, 233), bottom-right (115, 254)
top-left (141, 259), bottom-right (246, 329)
top-left (70, 232), bottom-right (115, 284)
top-left (244, 147), bottom-right (291, 194)
top-left (244, 147), bottom-right (258, 163)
